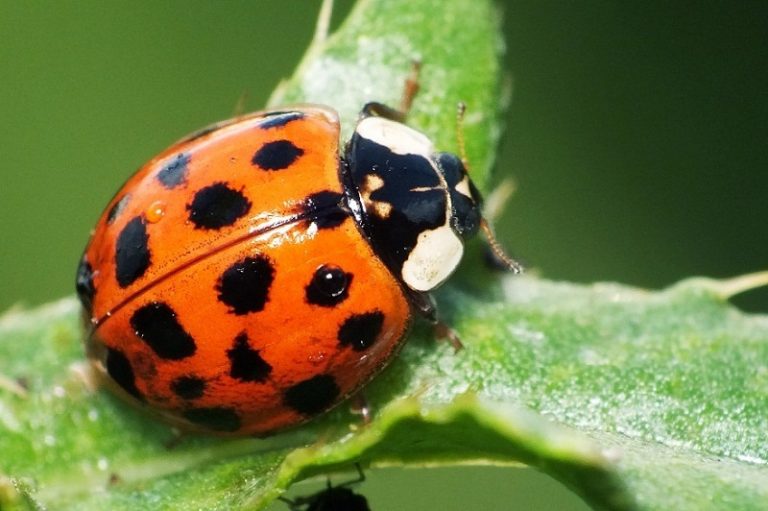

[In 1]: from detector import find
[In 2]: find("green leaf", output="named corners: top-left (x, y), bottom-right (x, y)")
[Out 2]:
top-left (2, 1), bottom-right (767, 510)
top-left (3, 274), bottom-right (768, 509)
top-left (269, 0), bottom-right (505, 192)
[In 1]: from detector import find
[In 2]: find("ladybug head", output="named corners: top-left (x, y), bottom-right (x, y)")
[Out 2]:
top-left (433, 151), bottom-right (483, 240)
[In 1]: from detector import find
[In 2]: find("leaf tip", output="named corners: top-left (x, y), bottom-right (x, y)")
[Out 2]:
top-left (674, 271), bottom-right (768, 303)
top-left (715, 270), bottom-right (768, 300)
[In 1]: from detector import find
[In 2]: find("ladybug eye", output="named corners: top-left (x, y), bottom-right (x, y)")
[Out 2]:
top-left (306, 265), bottom-right (352, 307)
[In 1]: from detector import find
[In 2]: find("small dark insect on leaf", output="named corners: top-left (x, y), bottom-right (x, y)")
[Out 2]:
top-left (280, 465), bottom-right (370, 511)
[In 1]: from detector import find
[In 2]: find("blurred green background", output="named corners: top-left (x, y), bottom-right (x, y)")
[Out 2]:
top-left (1, 1), bottom-right (765, 509)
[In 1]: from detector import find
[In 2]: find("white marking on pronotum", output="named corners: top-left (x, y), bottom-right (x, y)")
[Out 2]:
top-left (401, 223), bottom-right (464, 292)
top-left (355, 116), bottom-right (434, 157)
top-left (363, 174), bottom-right (385, 192)
top-left (373, 202), bottom-right (393, 218)
top-left (454, 176), bottom-right (472, 199)
top-left (361, 174), bottom-right (392, 218)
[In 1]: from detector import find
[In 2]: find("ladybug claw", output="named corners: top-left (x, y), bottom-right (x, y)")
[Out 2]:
top-left (434, 322), bottom-right (464, 352)
top-left (349, 393), bottom-right (372, 424)
top-left (163, 428), bottom-right (188, 450)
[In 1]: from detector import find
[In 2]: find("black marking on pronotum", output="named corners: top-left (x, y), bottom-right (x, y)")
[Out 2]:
top-left (305, 265), bottom-right (352, 307)
top-left (115, 215), bottom-right (151, 288)
top-left (283, 374), bottom-right (341, 416)
top-left (187, 182), bottom-right (252, 230)
top-left (105, 347), bottom-right (143, 400)
top-left (182, 407), bottom-right (242, 432)
top-left (301, 190), bottom-right (348, 229)
top-left (345, 134), bottom-right (446, 273)
top-left (170, 375), bottom-right (207, 400)
top-left (227, 332), bottom-right (273, 382)
top-left (156, 152), bottom-right (190, 189)
top-left (449, 187), bottom-right (481, 239)
top-left (251, 139), bottom-right (304, 171)
top-left (258, 111), bottom-right (305, 129)
top-left (435, 152), bottom-right (464, 187)
top-left (337, 311), bottom-right (384, 351)
top-left (216, 255), bottom-right (275, 315)
top-left (130, 302), bottom-right (196, 360)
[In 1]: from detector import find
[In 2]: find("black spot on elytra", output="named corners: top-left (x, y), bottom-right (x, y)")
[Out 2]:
top-left (227, 332), bottom-right (272, 383)
top-left (302, 191), bottom-right (348, 229)
top-left (216, 255), bottom-right (275, 315)
top-left (183, 407), bottom-right (242, 432)
top-left (105, 347), bottom-right (142, 400)
top-left (251, 139), bottom-right (304, 170)
top-left (283, 374), bottom-right (340, 416)
top-left (107, 194), bottom-right (130, 224)
top-left (187, 182), bottom-right (251, 230)
top-left (259, 111), bottom-right (305, 129)
top-left (115, 216), bottom-right (151, 288)
top-left (156, 152), bottom-right (190, 189)
top-left (130, 302), bottom-right (196, 360)
top-left (170, 375), bottom-right (206, 400)
top-left (338, 311), bottom-right (384, 351)
top-left (75, 256), bottom-right (95, 313)
top-left (306, 265), bottom-right (352, 307)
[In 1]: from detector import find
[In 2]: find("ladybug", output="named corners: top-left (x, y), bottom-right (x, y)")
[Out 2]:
top-left (75, 94), bottom-right (518, 435)
top-left (285, 486), bottom-right (369, 511)
top-left (280, 465), bottom-right (370, 511)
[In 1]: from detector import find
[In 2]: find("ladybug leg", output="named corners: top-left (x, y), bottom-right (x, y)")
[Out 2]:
top-left (349, 393), bottom-right (372, 424)
top-left (407, 289), bottom-right (437, 322)
top-left (360, 101), bottom-right (407, 122)
top-left (360, 59), bottom-right (422, 121)
top-left (433, 321), bottom-right (464, 352)
top-left (277, 495), bottom-right (303, 510)
top-left (399, 58), bottom-right (422, 115)
top-left (408, 291), bottom-right (464, 352)
top-left (339, 463), bottom-right (367, 487)
top-left (279, 464), bottom-right (367, 510)
top-left (163, 428), bottom-right (188, 450)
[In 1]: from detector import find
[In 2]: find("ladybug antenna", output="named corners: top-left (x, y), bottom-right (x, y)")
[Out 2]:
top-left (455, 103), bottom-right (523, 274)
top-left (480, 219), bottom-right (524, 274)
